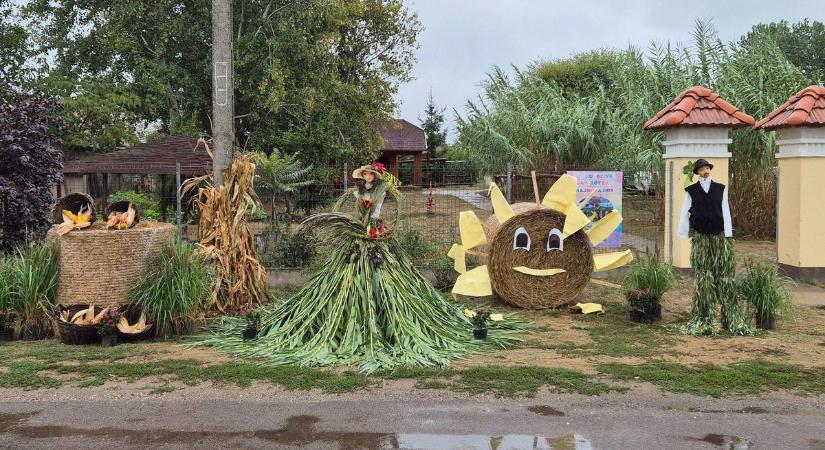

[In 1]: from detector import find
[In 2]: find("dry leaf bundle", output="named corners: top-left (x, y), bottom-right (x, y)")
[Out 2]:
top-left (181, 148), bottom-right (269, 312)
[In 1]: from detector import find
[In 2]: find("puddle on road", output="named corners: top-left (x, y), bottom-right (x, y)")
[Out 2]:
top-left (692, 433), bottom-right (753, 449)
top-left (527, 405), bottom-right (565, 416)
top-left (0, 412), bottom-right (593, 449)
top-left (670, 405), bottom-right (771, 415)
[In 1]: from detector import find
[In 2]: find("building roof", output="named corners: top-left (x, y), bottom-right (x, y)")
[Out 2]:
top-left (62, 135), bottom-right (212, 175)
top-left (372, 118), bottom-right (427, 153)
top-left (754, 85), bottom-right (825, 130)
top-left (644, 86), bottom-right (754, 130)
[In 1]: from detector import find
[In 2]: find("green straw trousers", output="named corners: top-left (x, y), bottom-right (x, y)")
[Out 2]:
top-left (684, 232), bottom-right (750, 335)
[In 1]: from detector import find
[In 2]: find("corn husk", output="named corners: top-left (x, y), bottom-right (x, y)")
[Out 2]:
top-left (181, 144), bottom-right (269, 312)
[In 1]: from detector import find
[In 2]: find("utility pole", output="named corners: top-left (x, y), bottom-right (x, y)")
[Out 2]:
top-left (211, 0), bottom-right (234, 187)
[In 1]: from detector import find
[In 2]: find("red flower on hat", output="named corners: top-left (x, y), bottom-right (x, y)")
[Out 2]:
top-left (372, 162), bottom-right (386, 173)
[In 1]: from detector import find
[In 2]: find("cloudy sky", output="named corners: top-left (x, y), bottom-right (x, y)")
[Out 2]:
top-left (395, 0), bottom-right (819, 141)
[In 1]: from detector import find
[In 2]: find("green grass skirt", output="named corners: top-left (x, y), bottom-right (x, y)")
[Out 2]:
top-left (683, 232), bottom-right (752, 336)
top-left (193, 236), bottom-right (526, 373)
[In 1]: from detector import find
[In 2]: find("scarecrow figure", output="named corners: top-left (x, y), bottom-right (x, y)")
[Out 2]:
top-left (196, 162), bottom-right (522, 372)
top-left (678, 159), bottom-right (750, 335)
top-left (351, 163), bottom-right (386, 220)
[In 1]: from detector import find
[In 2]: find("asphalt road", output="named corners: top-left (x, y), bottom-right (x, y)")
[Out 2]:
top-left (1, 388), bottom-right (824, 449)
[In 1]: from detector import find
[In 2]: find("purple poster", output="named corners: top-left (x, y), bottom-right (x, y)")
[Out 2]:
top-left (567, 171), bottom-right (623, 248)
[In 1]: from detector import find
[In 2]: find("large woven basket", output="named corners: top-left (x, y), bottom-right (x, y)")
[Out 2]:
top-left (48, 222), bottom-right (176, 308)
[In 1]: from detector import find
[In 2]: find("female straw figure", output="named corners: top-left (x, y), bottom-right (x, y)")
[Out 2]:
top-left (197, 163), bottom-right (522, 372)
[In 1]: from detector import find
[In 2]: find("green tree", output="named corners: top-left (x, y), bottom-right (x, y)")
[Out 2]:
top-left (0, 0), bottom-right (31, 91)
top-left (741, 19), bottom-right (825, 81)
top-left (419, 89), bottom-right (447, 156)
top-left (531, 49), bottom-right (620, 97)
top-left (23, 0), bottom-right (421, 163)
top-left (252, 150), bottom-right (314, 218)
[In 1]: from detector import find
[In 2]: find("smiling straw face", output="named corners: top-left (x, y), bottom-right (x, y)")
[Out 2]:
top-left (488, 209), bottom-right (594, 308)
top-left (447, 174), bottom-right (633, 310)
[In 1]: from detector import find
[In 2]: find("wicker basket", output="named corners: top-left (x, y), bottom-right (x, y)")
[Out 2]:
top-left (52, 193), bottom-right (97, 225)
top-left (117, 304), bottom-right (155, 342)
top-left (52, 304), bottom-right (106, 345)
top-left (104, 201), bottom-right (141, 227)
top-left (48, 222), bottom-right (176, 308)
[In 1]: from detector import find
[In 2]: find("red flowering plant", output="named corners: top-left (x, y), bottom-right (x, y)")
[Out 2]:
top-left (360, 198), bottom-right (375, 209)
top-left (626, 288), bottom-right (656, 311)
top-left (367, 221), bottom-right (388, 239)
top-left (97, 309), bottom-right (121, 336)
top-left (372, 162), bottom-right (386, 173)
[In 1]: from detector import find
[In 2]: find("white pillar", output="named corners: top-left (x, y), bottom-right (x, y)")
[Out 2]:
top-left (662, 127), bottom-right (732, 269)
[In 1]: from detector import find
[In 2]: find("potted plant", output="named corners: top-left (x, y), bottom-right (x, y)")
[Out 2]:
top-left (738, 260), bottom-right (793, 330)
top-left (243, 311), bottom-right (259, 341)
top-left (622, 255), bottom-right (674, 324)
top-left (13, 242), bottom-right (58, 340)
top-left (626, 288), bottom-right (661, 323)
top-left (98, 309), bottom-right (121, 347)
top-left (463, 309), bottom-right (503, 339)
top-left (0, 309), bottom-right (14, 341)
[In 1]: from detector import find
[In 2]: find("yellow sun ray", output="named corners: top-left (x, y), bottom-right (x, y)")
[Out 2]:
top-left (459, 211), bottom-right (487, 250)
top-left (541, 174), bottom-right (578, 211)
top-left (488, 183), bottom-right (514, 223)
top-left (593, 250), bottom-right (633, 272)
top-left (447, 243), bottom-right (467, 274)
top-left (452, 265), bottom-right (493, 297)
top-left (562, 202), bottom-right (591, 236)
top-left (586, 210), bottom-right (623, 246)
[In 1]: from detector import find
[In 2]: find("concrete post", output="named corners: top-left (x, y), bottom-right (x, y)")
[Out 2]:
top-left (211, 0), bottom-right (234, 187)
top-left (774, 127), bottom-right (825, 282)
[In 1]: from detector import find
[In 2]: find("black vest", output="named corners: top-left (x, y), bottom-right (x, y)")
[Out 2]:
top-left (685, 180), bottom-right (725, 235)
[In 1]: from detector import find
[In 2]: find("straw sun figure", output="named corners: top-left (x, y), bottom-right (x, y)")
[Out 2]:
top-left (448, 174), bottom-right (633, 309)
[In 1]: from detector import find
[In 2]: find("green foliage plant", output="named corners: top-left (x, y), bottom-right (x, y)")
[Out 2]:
top-left (11, 241), bottom-right (59, 331)
top-left (107, 190), bottom-right (161, 219)
top-left (131, 240), bottom-right (213, 338)
top-left (738, 259), bottom-right (794, 329)
top-left (622, 254), bottom-right (675, 303)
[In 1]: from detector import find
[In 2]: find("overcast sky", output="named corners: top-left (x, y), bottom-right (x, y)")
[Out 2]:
top-left (395, 0), bottom-right (820, 141)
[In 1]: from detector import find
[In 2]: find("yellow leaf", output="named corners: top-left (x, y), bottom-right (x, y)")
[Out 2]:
top-left (452, 265), bottom-right (493, 297)
top-left (488, 183), bottom-right (514, 224)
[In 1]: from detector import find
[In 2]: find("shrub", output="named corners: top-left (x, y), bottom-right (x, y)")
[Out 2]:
top-left (107, 190), bottom-right (161, 219)
top-left (258, 224), bottom-right (315, 268)
top-left (10, 241), bottom-right (59, 332)
top-left (131, 240), bottom-right (213, 338)
top-left (738, 260), bottom-right (794, 329)
top-left (0, 94), bottom-right (65, 252)
top-left (622, 254), bottom-right (675, 303)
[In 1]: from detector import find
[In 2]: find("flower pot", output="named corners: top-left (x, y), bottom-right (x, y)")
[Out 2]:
top-left (176, 319), bottom-right (195, 336)
top-left (629, 304), bottom-right (662, 324)
top-left (22, 324), bottom-right (45, 341)
top-left (0, 329), bottom-right (13, 342)
top-left (473, 328), bottom-right (488, 340)
top-left (242, 327), bottom-right (258, 341)
top-left (101, 333), bottom-right (118, 347)
top-left (756, 314), bottom-right (775, 330)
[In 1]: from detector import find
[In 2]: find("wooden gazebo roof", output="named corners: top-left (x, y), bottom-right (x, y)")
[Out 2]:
top-left (63, 136), bottom-right (211, 175)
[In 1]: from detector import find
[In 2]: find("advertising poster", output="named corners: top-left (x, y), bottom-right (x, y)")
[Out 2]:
top-left (566, 171), bottom-right (623, 248)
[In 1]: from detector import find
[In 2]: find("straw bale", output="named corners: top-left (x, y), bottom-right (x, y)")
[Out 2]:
top-left (488, 208), bottom-right (593, 309)
top-left (48, 221), bottom-right (175, 307)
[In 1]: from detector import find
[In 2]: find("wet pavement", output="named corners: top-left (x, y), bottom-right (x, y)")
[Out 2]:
top-left (1, 393), bottom-right (823, 449)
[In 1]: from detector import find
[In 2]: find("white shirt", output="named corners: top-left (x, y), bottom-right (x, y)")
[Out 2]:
top-left (677, 176), bottom-right (733, 238)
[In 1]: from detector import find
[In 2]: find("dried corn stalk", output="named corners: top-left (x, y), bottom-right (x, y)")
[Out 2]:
top-left (181, 145), bottom-right (269, 312)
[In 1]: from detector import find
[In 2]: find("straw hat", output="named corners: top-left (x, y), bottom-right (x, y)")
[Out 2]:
top-left (352, 164), bottom-right (384, 180)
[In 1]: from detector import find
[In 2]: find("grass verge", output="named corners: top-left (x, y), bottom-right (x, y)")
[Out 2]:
top-left (598, 360), bottom-right (825, 397)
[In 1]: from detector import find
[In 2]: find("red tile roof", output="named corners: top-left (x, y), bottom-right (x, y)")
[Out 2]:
top-left (644, 86), bottom-right (754, 130)
top-left (372, 118), bottom-right (427, 153)
top-left (63, 135), bottom-right (211, 175)
top-left (754, 85), bottom-right (825, 130)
